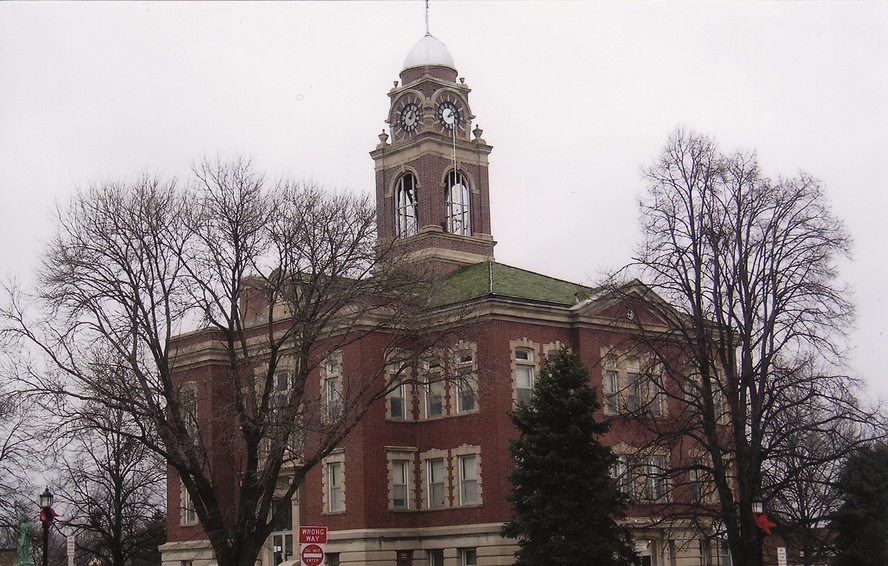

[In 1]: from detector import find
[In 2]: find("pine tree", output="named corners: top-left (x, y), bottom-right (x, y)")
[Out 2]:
top-left (502, 348), bottom-right (639, 566)
top-left (830, 443), bottom-right (888, 566)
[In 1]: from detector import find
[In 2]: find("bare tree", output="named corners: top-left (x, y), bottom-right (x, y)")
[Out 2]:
top-left (0, 344), bottom-right (37, 547)
top-left (616, 128), bottom-right (880, 566)
top-left (2, 157), bottom-right (439, 566)
top-left (54, 403), bottom-right (165, 566)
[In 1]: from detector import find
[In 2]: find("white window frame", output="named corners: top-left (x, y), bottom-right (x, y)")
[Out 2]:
top-left (461, 549), bottom-right (477, 566)
top-left (511, 340), bottom-right (539, 405)
top-left (386, 447), bottom-right (416, 511)
top-left (323, 451), bottom-right (346, 514)
top-left (458, 454), bottom-right (478, 505)
top-left (427, 458), bottom-right (445, 509)
top-left (182, 482), bottom-right (197, 525)
top-left (392, 459), bottom-right (410, 509)
top-left (454, 444), bottom-right (482, 507)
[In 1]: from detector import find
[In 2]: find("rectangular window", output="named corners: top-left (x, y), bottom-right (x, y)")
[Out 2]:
top-left (183, 485), bottom-right (197, 525)
top-left (604, 370), bottom-right (619, 414)
top-left (267, 372), bottom-right (298, 451)
top-left (644, 455), bottom-right (667, 501)
top-left (325, 359), bottom-right (342, 421)
top-left (688, 457), bottom-right (705, 503)
top-left (461, 549), bottom-right (478, 566)
top-left (328, 462), bottom-right (344, 512)
top-left (649, 372), bottom-right (665, 417)
top-left (428, 550), bottom-right (444, 566)
top-left (455, 351), bottom-right (476, 413)
top-left (428, 459), bottom-right (445, 508)
top-left (392, 459), bottom-right (410, 509)
top-left (610, 454), bottom-right (631, 496)
top-left (390, 378), bottom-right (407, 420)
top-left (271, 533), bottom-right (293, 565)
top-left (324, 554), bottom-right (340, 566)
top-left (459, 455), bottom-right (478, 505)
top-left (515, 348), bottom-right (535, 403)
top-left (424, 359), bottom-right (444, 418)
top-left (180, 386), bottom-right (198, 441)
top-left (626, 359), bottom-right (640, 412)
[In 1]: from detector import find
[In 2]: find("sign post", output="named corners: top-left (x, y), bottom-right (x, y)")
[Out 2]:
top-left (298, 526), bottom-right (327, 566)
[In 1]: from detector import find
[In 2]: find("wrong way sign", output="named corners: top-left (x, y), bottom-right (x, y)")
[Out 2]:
top-left (299, 526), bottom-right (327, 566)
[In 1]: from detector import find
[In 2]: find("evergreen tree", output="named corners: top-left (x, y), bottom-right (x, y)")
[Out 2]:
top-left (830, 443), bottom-right (888, 566)
top-left (502, 348), bottom-right (639, 566)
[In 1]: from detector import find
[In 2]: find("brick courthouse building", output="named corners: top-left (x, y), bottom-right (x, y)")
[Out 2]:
top-left (161, 32), bottom-right (728, 566)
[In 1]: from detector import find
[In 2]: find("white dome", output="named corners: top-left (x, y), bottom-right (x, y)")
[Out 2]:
top-left (402, 34), bottom-right (456, 71)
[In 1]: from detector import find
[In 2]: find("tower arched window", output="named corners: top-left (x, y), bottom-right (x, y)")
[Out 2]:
top-left (396, 173), bottom-right (418, 238)
top-left (445, 171), bottom-right (470, 236)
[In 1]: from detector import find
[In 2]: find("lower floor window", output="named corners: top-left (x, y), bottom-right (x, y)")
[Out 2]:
top-left (324, 553), bottom-right (340, 566)
top-left (271, 533), bottom-right (293, 566)
top-left (428, 550), bottom-right (444, 566)
top-left (461, 548), bottom-right (477, 566)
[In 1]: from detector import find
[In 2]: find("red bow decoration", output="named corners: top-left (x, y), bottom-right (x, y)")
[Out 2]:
top-left (40, 507), bottom-right (59, 524)
top-left (754, 512), bottom-right (776, 535)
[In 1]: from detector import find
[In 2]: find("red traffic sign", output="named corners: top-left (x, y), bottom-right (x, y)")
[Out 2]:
top-left (298, 526), bottom-right (328, 544)
top-left (301, 544), bottom-right (324, 566)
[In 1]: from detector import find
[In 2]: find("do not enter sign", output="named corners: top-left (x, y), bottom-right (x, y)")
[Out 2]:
top-left (300, 544), bottom-right (324, 566)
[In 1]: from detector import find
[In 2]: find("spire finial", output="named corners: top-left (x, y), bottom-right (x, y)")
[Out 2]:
top-left (425, 0), bottom-right (430, 35)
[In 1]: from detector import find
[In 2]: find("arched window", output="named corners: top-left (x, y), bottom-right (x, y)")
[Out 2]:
top-left (445, 171), bottom-right (470, 236)
top-left (396, 173), bottom-right (418, 237)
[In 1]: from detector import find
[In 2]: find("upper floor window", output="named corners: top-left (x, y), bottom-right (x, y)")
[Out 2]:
top-left (461, 549), bottom-right (477, 566)
top-left (182, 482), bottom-right (197, 525)
top-left (603, 356), bottom-right (619, 414)
top-left (643, 454), bottom-right (668, 501)
top-left (454, 350), bottom-right (476, 414)
top-left (514, 347), bottom-right (536, 404)
top-left (626, 358), bottom-right (641, 412)
top-left (179, 383), bottom-right (198, 442)
top-left (610, 454), bottom-right (632, 496)
top-left (601, 351), bottom-right (665, 417)
top-left (268, 372), bottom-right (298, 451)
top-left (327, 461), bottom-right (344, 512)
top-left (389, 377), bottom-right (409, 420)
top-left (423, 358), bottom-right (445, 419)
top-left (323, 357), bottom-right (342, 422)
top-left (445, 171), bottom-right (470, 236)
top-left (396, 174), bottom-right (418, 238)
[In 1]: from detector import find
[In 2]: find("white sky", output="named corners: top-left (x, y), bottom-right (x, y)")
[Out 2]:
top-left (1, 1), bottom-right (886, 398)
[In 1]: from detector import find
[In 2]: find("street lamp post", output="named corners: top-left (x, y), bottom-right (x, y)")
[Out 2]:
top-left (39, 488), bottom-right (53, 566)
top-left (751, 494), bottom-right (764, 515)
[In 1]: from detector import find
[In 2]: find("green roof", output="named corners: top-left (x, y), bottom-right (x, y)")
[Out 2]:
top-left (430, 260), bottom-right (595, 308)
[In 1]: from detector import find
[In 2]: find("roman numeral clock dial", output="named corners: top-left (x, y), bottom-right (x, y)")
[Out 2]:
top-left (395, 95), bottom-right (422, 138)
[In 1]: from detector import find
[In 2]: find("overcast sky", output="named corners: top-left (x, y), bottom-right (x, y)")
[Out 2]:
top-left (1, 1), bottom-right (886, 398)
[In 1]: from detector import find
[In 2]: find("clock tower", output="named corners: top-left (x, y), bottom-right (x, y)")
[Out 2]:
top-left (370, 33), bottom-right (495, 278)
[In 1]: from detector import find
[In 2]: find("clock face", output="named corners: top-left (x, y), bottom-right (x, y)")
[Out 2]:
top-left (399, 102), bottom-right (420, 133)
top-left (437, 101), bottom-right (460, 131)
